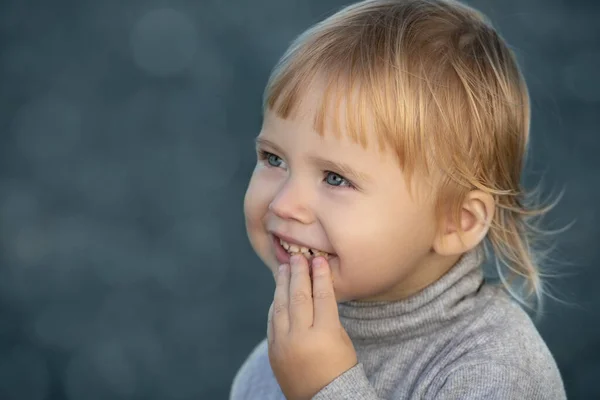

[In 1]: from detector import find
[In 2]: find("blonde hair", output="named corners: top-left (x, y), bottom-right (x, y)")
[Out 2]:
top-left (262, 0), bottom-right (562, 311)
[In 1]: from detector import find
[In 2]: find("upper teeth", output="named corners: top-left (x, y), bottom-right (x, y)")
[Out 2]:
top-left (280, 238), bottom-right (329, 259)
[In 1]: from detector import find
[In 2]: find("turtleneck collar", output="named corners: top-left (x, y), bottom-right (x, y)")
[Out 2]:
top-left (338, 248), bottom-right (485, 342)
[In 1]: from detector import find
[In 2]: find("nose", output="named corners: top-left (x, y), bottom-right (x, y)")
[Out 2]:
top-left (268, 177), bottom-right (314, 224)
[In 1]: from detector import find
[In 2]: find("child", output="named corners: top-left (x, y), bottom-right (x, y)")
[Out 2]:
top-left (231, 0), bottom-right (566, 398)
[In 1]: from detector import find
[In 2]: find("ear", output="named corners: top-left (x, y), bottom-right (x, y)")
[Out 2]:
top-left (433, 190), bottom-right (495, 256)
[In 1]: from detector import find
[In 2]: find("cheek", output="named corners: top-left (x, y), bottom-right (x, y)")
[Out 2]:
top-left (244, 186), bottom-right (262, 228)
top-left (244, 170), bottom-right (278, 225)
top-left (244, 173), bottom-right (271, 255)
top-left (331, 199), bottom-right (434, 272)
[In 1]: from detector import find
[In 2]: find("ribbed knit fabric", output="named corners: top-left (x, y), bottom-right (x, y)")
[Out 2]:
top-left (230, 249), bottom-right (566, 399)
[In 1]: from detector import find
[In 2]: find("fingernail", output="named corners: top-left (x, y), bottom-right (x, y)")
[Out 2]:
top-left (290, 254), bottom-right (302, 265)
top-left (278, 264), bottom-right (287, 274)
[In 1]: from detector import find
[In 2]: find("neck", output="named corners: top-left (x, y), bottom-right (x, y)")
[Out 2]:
top-left (338, 247), bottom-right (485, 342)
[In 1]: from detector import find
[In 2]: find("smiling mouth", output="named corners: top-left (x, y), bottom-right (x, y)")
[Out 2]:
top-left (278, 237), bottom-right (332, 260)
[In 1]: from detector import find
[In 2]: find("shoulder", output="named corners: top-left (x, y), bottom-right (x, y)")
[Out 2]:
top-left (430, 362), bottom-right (564, 399)
top-left (230, 338), bottom-right (280, 400)
top-left (471, 286), bottom-right (561, 370)
top-left (429, 285), bottom-right (566, 399)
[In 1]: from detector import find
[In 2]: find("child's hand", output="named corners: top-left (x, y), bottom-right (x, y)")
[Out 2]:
top-left (267, 254), bottom-right (358, 400)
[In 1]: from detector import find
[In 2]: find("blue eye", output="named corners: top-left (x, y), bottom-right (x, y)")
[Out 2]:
top-left (325, 172), bottom-right (350, 187)
top-left (258, 150), bottom-right (285, 168)
top-left (266, 153), bottom-right (283, 167)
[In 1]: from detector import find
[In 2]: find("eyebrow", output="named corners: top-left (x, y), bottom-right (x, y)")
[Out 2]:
top-left (255, 137), bottom-right (373, 184)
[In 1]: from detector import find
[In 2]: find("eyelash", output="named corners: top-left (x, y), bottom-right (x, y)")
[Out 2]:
top-left (257, 150), bottom-right (356, 190)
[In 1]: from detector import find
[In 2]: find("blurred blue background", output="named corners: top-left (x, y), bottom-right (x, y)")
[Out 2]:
top-left (0, 0), bottom-right (598, 399)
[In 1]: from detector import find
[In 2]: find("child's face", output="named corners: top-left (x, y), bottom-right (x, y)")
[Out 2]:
top-left (244, 87), bottom-right (442, 302)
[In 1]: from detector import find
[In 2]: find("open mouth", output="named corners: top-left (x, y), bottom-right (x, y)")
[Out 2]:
top-left (278, 237), bottom-right (331, 260)
top-left (272, 234), bottom-right (336, 265)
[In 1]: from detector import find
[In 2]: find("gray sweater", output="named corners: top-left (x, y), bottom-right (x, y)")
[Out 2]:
top-left (230, 250), bottom-right (566, 399)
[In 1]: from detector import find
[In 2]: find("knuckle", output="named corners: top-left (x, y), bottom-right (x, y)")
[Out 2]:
top-left (272, 302), bottom-right (287, 315)
top-left (313, 289), bottom-right (334, 300)
top-left (290, 290), bottom-right (311, 305)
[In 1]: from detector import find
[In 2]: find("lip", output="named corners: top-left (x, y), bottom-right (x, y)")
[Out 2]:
top-left (271, 232), bottom-right (321, 252)
top-left (272, 234), bottom-right (292, 265)
top-left (270, 232), bottom-right (335, 256)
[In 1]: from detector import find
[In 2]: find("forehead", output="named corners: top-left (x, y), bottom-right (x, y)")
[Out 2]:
top-left (261, 96), bottom-right (381, 160)
top-left (260, 107), bottom-right (372, 161)
top-left (263, 78), bottom-right (390, 156)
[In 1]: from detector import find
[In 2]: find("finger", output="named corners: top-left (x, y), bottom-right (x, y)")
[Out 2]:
top-left (267, 302), bottom-right (274, 345)
top-left (311, 257), bottom-right (339, 329)
top-left (288, 254), bottom-right (313, 330)
top-left (272, 263), bottom-right (290, 337)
